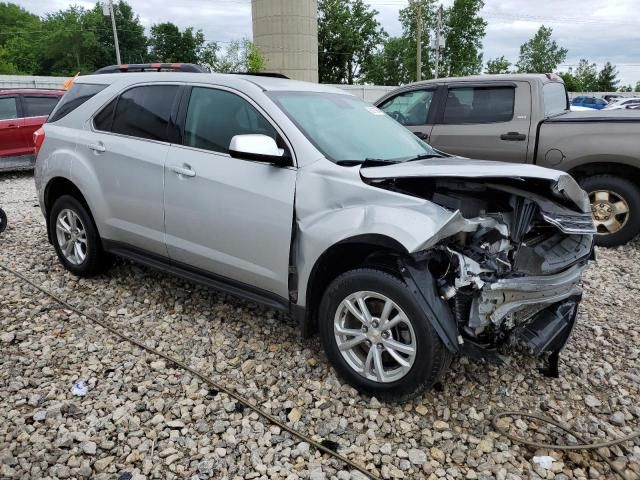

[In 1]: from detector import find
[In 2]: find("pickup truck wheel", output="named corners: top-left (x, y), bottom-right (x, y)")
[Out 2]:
top-left (48, 195), bottom-right (108, 277)
top-left (318, 268), bottom-right (451, 402)
top-left (579, 175), bottom-right (640, 247)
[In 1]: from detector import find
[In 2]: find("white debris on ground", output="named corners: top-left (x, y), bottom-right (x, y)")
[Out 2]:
top-left (1, 172), bottom-right (639, 480)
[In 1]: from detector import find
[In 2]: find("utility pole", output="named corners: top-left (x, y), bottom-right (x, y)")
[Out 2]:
top-left (103, 1), bottom-right (121, 65)
top-left (434, 6), bottom-right (442, 79)
top-left (416, 0), bottom-right (422, 82)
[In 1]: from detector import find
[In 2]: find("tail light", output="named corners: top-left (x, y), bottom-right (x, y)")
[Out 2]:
top-left (33, 127), bottom-right (45, 158)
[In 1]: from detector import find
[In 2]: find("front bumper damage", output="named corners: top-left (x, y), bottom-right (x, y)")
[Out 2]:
top-left (376, 172), bottom-right (595, 377)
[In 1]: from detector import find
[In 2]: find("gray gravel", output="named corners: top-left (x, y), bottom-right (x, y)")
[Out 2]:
top-left (1, 171), bottom-right (639, 480)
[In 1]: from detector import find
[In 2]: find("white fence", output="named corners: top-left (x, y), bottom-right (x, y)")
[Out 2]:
top-left (1, 75), bottom-right (635, 103)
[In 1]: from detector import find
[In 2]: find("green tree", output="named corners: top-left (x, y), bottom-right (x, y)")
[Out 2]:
top-left (596, 61), bottom-right (619, 92)
top-left (485, 56), bottom-right (511, 74)
top-left (318, 0), bottom-right (387, 84)
top-left (246, 41), bottom-right (265, 72)
top-left (441, 0), bottom-right (487, 77)
top-left (516, 25), bottom-right (567, 73)
top-left (572, 59), bottom-right (598, 91)
top-left (558, 70), bottom-right (579, 92)
top-left (87, 1), bottom-right (147, 66)
top-left (364, 36), bottom-right (412, 85)
top-left (38, 6), bottom-right (100, 75)
top-left (148, 22), bottom-right (205, 64)
top-left (619, 84), bottom-right (633, 92)
top-left (635, 81), bottom-right (640, 93)
top-left (0, 2), bottom-right (42, 73)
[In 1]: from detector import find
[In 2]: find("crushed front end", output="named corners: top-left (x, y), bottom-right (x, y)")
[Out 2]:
top-left (369, 173), bottom-right (596, 372)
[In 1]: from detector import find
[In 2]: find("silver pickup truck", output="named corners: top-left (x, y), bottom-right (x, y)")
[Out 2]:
top-left (376, 74), bottom-right (640, 246)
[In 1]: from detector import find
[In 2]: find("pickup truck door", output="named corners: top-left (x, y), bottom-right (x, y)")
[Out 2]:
top-left (377, 87), bottom-right (437, 142)
top-left (428, 82), bottom-right (533, 163)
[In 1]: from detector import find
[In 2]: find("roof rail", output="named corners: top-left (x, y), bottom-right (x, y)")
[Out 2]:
top-left (93, 63), bottom-right (208, 74)
top-left (237, 72), bottom-right (290, 79)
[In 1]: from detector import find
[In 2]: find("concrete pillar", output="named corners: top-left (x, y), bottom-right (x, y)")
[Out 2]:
top-left (251, 0), bottom-right (319, 83)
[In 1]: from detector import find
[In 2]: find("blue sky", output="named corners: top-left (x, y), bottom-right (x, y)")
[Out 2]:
top-left (19, 0), bottom-right (640, 87)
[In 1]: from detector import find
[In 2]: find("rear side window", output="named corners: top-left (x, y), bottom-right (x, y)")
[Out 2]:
top-left (111, 85), bottom-right (179, 142)
top-left (23, 95), bottom-right (60, 117)
top-left (0, 97), bottom-right (18, 120)
top-left (443, 86), bottom-right (514, 124)
top-left (93, 99), bottom-right (117, 131)
top-left (48, 83), bottom-right (106, 123)
top-left (378, 89), bottom-right (435, 126)
top-left (183, 87), bottom-right (277, 154)
top-left (543, 82), bottom-right (568, 117)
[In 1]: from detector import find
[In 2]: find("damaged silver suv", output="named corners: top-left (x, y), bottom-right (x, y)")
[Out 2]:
top-left (35, 71), bottom-right (595, 400)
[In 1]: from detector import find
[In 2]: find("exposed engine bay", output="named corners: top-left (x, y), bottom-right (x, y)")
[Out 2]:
top-left (366, 174), bottom-right (595, 364)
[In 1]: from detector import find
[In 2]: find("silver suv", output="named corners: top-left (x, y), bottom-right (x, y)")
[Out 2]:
top-left (35, 70), bottom-right (595, 401)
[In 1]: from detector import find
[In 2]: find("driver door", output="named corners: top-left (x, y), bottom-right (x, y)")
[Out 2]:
top-left (377, 88), bottom-right (436, 142)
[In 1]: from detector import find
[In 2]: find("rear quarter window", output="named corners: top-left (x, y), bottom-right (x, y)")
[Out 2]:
top-left (543, 82), bottom-right (569, 117)
top-left (48, 83), bottom-right (107, 123)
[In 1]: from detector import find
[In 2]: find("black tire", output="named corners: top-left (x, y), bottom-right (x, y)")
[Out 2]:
top-left (318, 268), bottom-right (452, 402)
top-left (579, 175), bottom-right (640, 247)
top-left (0, 208), bottom-right (6, 233)
top-left (48, 195), bottom-right (108, 277)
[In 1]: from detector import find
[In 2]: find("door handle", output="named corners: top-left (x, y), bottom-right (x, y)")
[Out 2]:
top-left (500, 132), bottom-right (527, 141)
top-left (88, 142), bottom-right (106, 153)
top-left (169, 164), bottom-right (196, 178)
top-left (414, 131), bottom-right (430, 141)
top-left (6, 123), bottom-right (19, 129)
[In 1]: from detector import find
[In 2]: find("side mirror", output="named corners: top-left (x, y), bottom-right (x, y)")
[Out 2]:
top-left (229, 134), bottom-right (289, 166)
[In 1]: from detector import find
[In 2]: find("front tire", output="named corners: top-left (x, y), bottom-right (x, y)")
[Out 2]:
top-left (579, 175), bottom-right (640, 247)
top-left (48, 195), bottom-right (108, 277)
top-left (319, 268), bottom-right (451, 402)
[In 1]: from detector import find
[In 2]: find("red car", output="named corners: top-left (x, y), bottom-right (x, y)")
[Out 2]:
top-left (0, 89), bottom-right (64, 171)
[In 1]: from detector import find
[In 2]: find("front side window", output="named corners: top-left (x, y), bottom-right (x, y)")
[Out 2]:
top-left (584, 98), bottom-right (596, 105)
top-left (184, 87), bottom-right (277, 154)
top-left (378, 89), bottom-right (435, 126)
top-left (48, 83), bottom-right (106, 123)
top-left (23, 95), bottom-right (60, 117)
top-left (111, 85), bottom-right (179, 142)
top-left (543, 82), bottom-right (569, 117)
top-left (443, 86), bottom-right (515, 124)
top-left (0, 97), bottom-right (18, 120)
top-left (269, 91), bottom-right (439, 164)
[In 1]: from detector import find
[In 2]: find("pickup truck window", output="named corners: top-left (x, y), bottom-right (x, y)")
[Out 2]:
top-left (543, 82), bottom-right (569, 117)
top-left (443, 86), bottom-right (514, 124)
top-left (377, 89), bottom-right (434, 126)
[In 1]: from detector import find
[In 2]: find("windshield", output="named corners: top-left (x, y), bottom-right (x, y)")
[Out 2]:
top-left (268, 91), bottom-right (439, 164)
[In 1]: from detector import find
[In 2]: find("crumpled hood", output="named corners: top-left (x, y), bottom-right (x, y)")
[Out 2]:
top-left (360, 157), bottom-right (590, 213)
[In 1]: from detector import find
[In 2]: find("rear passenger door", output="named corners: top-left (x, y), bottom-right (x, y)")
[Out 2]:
top-left (428, 83), bottom-right (532, 163)
top-left (0, 95), bottom-right (27, 158)
top-left (163, 85), bottom-right (296, 299)
top-left (81, 83), bottom-right (182, 256)
top-left (377, 87), bottom-right (437, 141)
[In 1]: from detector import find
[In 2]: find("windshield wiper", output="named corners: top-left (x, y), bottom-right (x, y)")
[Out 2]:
top-left (336, 158), bottom-right (400, 167)
top-left (404, 153), bottom-right (444, 162)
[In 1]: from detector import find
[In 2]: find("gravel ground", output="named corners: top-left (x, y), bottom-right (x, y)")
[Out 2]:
top-left (1, 171), bottom-right (639, 480)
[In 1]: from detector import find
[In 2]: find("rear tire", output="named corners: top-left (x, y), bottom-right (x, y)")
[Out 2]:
top-left (579, 175), bottom-right (640, 247)
top-left (0, 208), bottom-right (6, 233)
top-left (319, 268), bottom-right (451, 402)
top-left (48, 195), bottom-right (108, 277)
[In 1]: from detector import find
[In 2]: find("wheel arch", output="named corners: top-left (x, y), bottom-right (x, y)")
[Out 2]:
top-left (568, 161), bottom-right (640, 186)
top-left (44, 177), bottom-right (96, 243)
top-left (297, 234), bottom-right (410, 338)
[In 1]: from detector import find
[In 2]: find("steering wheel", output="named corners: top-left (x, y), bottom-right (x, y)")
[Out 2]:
top-left (389, 111), bottom-right (408, 124)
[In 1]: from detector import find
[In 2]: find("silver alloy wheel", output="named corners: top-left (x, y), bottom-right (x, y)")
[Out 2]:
top-left (589, 190), bottom-right (630, 235)
top-left (334, 291), bottom-right (417, 383)
top-left (55, 209), bottom-right (88, 265)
